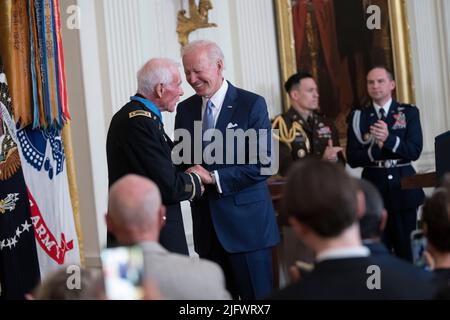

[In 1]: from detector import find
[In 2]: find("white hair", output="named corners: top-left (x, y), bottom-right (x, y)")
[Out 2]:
top-left (182, 40), bottom-right (225, 66)
top-left (137, 58), bottom-right (179, 97)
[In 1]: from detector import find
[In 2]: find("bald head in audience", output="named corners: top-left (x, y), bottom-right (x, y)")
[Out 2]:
top-left (106, 174), bottom-right (166, 245)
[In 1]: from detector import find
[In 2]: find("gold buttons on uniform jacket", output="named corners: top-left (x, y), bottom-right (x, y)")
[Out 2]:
top-left (297, 149), bottom-right (306, 158)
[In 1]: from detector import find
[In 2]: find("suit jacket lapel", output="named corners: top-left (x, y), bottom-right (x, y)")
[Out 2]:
top-left (191, 95), bottom-right (203, 123)
top-left (189, 95), bottom-right (203, 164)
top-left (216, 81), bottom-right (238, 132)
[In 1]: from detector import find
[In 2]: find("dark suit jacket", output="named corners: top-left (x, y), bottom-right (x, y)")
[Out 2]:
top-left (346, 101), bottom-right (425, 212)
top-left (106, 97), bottom-right (201, 253)
top-left (175, 82), bottom-right (280, 255)
top-left (270, 255), bottom-right (436, 300)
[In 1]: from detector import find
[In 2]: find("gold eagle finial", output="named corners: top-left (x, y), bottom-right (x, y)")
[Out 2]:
top-left (177, 0), bottom-right (218, 48)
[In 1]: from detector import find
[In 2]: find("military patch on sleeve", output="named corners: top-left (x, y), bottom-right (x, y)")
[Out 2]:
top-left (129, 110), bottom-right (153, 119)
top-left (185, 184), bottom-right (193, 193)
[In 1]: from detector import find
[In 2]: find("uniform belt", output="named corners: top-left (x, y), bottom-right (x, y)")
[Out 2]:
top-left (367, 160), bottom-right (411, 169)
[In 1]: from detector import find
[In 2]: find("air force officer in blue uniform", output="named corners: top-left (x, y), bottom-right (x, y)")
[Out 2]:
top-left (175, 40), bottom-right (279, 299)
top-left (347, 66), bottom-right (425, 261)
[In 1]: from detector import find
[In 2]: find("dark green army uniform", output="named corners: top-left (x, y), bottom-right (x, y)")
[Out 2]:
top-left (106, 94), bottom-right (203, 254)
top-left (272, 107), bottom-right (345, 176)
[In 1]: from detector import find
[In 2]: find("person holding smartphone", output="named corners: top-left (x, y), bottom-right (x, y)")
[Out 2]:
top-left (106, 174), bottom-right (231, 300)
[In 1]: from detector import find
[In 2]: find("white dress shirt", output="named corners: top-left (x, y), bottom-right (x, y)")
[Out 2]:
top-left (201, 79), bottom-right (228, 127)
top-left (201, 79), bottom-right (229, 193)
top-left (316, 246), bottom-right (370, 263)
top-left (373, 98), bottom-right (392, 120)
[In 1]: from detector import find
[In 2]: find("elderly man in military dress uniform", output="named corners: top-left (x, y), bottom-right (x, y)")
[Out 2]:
top-left (346, 66), bottom-right (425, 262)
top-left (272, 71), bottom-right (344, 176)
top-left (106, 58), bottom-right (203, 254)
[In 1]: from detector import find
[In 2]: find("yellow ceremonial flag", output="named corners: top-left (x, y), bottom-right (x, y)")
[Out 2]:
top-left (0, 0), bottom-right (33, 126)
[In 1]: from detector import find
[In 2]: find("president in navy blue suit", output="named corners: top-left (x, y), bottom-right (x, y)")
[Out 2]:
top-left (347, 66), bottom-right (425, 262)
top-left (175, 40), bottom-right (280, 299)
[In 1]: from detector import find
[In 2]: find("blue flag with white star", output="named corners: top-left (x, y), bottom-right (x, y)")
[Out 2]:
top-left (0, 61), bottom-right (40, 299)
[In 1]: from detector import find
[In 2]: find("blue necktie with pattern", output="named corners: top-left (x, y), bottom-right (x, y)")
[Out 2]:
top-left (203, 99), bottom-right (215, 132)
top-left (203, 99), bottom-right (215, 151)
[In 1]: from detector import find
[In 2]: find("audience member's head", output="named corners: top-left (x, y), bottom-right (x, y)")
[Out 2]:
top-left (439, 172), bottom-right (450, 193)
top-left (357, 179), bottom-right (387, 240)
top-left (282, 160), bottom-right (365, 251)
top-left (31, 267), bottom-right (105, 300)
top-left (422, 188), bottom-right (450, 256)
top-left (106, 174), bottom-right (166, 245)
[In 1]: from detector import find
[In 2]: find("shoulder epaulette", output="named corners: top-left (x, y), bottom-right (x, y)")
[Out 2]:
top-left (400, 103), bottom-right (417, 109)
top-left (129, 110), bottom-right (155, 119)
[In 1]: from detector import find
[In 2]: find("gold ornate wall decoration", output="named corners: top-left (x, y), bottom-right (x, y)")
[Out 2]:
top-left (177, 0), bottom-right (217, 49)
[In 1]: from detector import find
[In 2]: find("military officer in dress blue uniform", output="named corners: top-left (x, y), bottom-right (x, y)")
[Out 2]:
top-left (106, 58), bottom-right (203, 254)
top-left (272, 71), bottom-right (345, 176)
top-left (347, 66), bottom-right (425, 262)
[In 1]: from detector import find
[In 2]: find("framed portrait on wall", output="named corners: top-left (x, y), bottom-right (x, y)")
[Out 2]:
top-left (274, 0), bottom-right (414, 140)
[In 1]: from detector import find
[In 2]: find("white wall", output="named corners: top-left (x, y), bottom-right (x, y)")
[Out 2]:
top-left (62, 0), bottom-right (281, 266)
top-left (407, 0), bottom-right (450, 173)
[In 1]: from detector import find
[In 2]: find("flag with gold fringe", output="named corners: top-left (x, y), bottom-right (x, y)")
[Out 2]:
top-left (0, 0), bottom-right (80, 290)
top-left (0, 60), bottom-right (40, 300)
top-left (0, 0), bottom-right (70, 129)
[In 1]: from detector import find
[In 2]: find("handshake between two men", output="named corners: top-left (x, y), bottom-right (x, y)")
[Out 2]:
top-left (185, 165), bottom-right (214, 195)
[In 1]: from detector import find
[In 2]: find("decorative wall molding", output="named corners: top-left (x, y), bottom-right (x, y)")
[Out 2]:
top-left (407, 0), bottom-right (450, 170)
top-left (230, 0), bottom-right (281, 118)
top-left (103, 0), bottom-right (143, 113)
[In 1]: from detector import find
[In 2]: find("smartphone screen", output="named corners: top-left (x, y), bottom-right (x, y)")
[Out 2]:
top-left (101, 246), bottom-right (144, 300)
top-left (410, 230), bottom-right (427, 268)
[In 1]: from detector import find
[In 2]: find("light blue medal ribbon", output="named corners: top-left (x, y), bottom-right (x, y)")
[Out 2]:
top-left (130, 96), bottom-right (163, 123)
